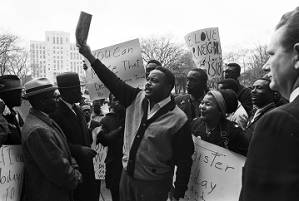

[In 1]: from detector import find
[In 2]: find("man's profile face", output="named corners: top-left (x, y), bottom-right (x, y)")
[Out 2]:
top-left (60, 86), bottom-right (82, 104)
top-left (0, 89), bottom-right (23, 107)
top-left (263, 26), bottom-right (297, 98)
top-left (145, 69), bottom-right (169, 102)
top-left (223, 66), bottom-right (238, 80)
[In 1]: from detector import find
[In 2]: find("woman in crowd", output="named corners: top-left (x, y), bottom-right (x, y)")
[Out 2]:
top-left (192, 89), bottom-right (249, 156)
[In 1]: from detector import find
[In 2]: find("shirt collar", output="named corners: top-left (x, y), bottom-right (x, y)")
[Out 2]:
top-left (290, 87), bottom-right (299, 102)
top-left (147, 96), bottom-right (171, 119)
top-left (156, 96), bottom-right (171, 108)
top-left (61, 99), bottom-right (77, 114)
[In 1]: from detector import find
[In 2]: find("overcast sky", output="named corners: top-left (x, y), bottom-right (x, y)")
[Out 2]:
top-left (1, 0), bottom-right (298, 52)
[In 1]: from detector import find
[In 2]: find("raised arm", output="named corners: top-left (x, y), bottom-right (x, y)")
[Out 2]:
top-left (78, 44), bottom-right (140, 107)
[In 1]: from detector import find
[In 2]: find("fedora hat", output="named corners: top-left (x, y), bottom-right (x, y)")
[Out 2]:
top-left (23, 78), bottom-right (57, 99)
top-left (0, 75), bottom-right (23, 93)
top-left (56, 72), bottom-right (81, 89)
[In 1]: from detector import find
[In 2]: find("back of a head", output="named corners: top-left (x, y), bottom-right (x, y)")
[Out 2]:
top-left (154, 66), bottom-right (175, 91)
top-left (147, 60), bottom-right (162, 67)
top-left (219, 89), bottom-right (238, 114)
top-left (190, 68), bottom-right (208, 85)
top-left (218, 78), bottom-right (239, 93)
top-left (276, 7), bottom-right (299, 51)
top-left (146, 60), bottom-right (162, 77)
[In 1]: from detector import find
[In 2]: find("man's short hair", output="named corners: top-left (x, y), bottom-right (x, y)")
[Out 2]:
top-left (276, 7), bottom-right (299, 51)
top-left (226, 63), bottom-right (241, 76)
top-left (190, 68), bottom-right (208, 83)
top-left (147, 60), bottom-right (162, 67)
top-left (255, 77), bottom-right (272, 91)
top-left (154, 66), bottom-right (175, 90)
top-left (217, 78), bottom-right (239, 93)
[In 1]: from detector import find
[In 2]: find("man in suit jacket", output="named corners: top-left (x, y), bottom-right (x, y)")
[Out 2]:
top-left (22, 77), bottom-right (82, 201)
top-left (245, 77), bottom-right (276, 141)
top-left (50, 72), bottom-right (98, 201)
top-left (239, 7), bottom-right (299, 201)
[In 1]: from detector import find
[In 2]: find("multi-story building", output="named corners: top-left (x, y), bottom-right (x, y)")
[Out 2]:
top-left (30, 31), bottom-right (85, 83)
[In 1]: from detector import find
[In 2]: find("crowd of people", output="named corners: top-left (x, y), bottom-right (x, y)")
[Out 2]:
top-left (0, 6), bottom-right (298, 201)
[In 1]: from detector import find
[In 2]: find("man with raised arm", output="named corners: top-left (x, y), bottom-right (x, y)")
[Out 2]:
top-left (79, 44), bottom-right (194, 201)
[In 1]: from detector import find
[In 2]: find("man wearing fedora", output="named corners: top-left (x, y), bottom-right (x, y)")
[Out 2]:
top-left (50, 72), bottom-right (98, 201)
top-left (0, 75), bottom-right (24, 145)
top-left (22, 77), bottom-right (82, 201)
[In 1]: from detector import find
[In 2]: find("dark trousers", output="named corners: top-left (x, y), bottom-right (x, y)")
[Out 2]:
top-left (119, 170), bottom-right (172, 201)
top-left (110, 185), bottom-right (120, 201)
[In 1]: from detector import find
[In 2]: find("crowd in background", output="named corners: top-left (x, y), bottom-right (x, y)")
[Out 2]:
top-left (0, 6), bottom-right (299, 201)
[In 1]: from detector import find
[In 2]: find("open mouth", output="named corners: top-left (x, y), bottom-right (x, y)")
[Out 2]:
top-left (144, 87), bottom-right (151, 93)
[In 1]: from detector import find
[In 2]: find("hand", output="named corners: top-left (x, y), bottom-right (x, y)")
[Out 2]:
top-left (81, 146), bottom-right (97, 158)
top-left (77, 43), bottom-right (96, 64)
top-left (74, 169), bottom-right (83, 183)
top-left (92, 126), bottom-right (103, 144)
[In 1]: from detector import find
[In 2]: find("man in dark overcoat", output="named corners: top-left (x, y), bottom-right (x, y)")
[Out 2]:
top-left (50, 72), bottom-right (98, 201)
top-left (22, 77), bottom-right (82, 201)
top-left (239, 7), bottom-right (299, 201)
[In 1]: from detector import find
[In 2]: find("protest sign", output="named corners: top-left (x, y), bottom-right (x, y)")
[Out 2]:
top-left (92, 143), bottom-right (107, 180)
top-left (85, 39), bottom-right (146, 100)
top-left (0, 145), bottom-right (24, 201)
top-left (185, 28), bottom-right (223, 88)
top-left (183, 137), bottom-right (245, 201)
top-left (75, 11), bottom-right (92, 46)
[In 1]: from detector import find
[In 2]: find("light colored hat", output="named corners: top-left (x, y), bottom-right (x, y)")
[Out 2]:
top-left (23, 78), bottom-right (57, 99)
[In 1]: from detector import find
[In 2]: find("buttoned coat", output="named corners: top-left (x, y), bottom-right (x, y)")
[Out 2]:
top-left (239, 96), bottom-right (299, 201)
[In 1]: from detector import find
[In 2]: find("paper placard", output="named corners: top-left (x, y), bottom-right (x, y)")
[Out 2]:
top-left (85, 39), bottom-right (146, 100)
top-left (92, 143), bottom-right (107, 180)
top-left (76, 11), bottom-right (92, 46)
top-left (185, 28), bottom-right (223, 88)
top-left (0, 145), bottom-right (24, 201)
top-left (183, 137), bottom-right (245, 201)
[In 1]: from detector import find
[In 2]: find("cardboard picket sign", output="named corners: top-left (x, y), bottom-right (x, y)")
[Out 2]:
top-left (182, 137), bottom-right (245, 201)
top-left (91, 143), bottom-right (107, 180)
top-left (85, 39), bottom-right (146, 100)
top-left (75, 11), bottom-right (92, 46)
top-left (185, 27), bottom-right (223, 88)
top-left (0, 145), bottom-right (24, 201)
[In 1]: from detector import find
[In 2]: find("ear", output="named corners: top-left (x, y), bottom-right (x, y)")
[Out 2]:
top-left (294, 43), bottom-right (299, 70)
